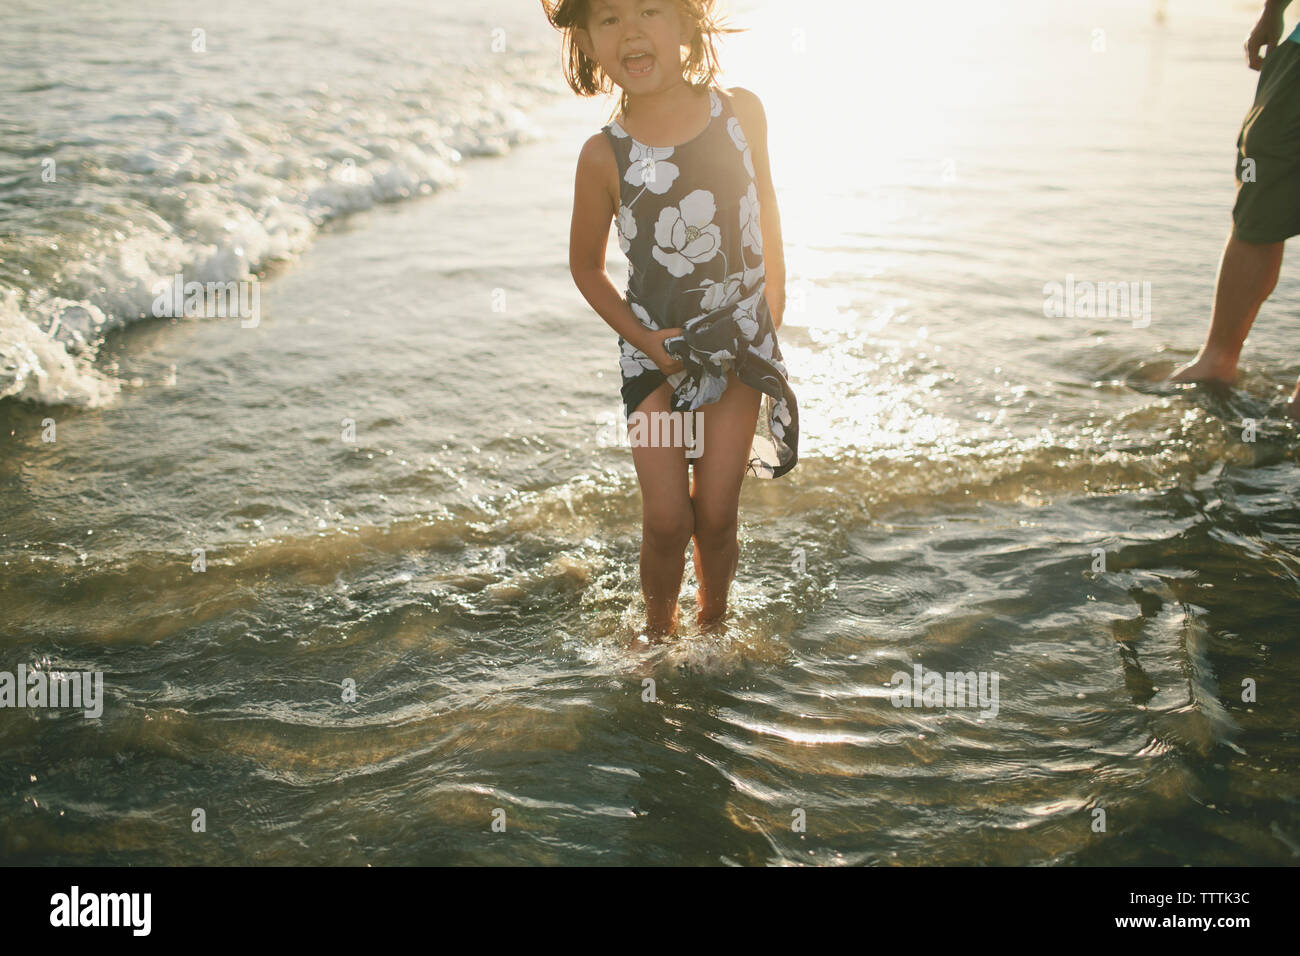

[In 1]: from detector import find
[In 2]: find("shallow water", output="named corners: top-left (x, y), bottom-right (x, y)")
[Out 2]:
top-left (2, 0), bottom-right (1299, 864)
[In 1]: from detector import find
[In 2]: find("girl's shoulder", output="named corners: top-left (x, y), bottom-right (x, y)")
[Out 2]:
top-left (577, 130), bottom-right (621, 209)
top-left (579, 130), bottom-right (618, 171)
top-left (721, 86), bottom-right (764, 124)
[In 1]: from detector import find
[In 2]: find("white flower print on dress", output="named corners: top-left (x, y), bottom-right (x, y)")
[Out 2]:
top-left (726, 116), bottom-right (755, 180)
top-left (625, 142), bottom-right (679, 194)
top-left (752, 330), bottom-right (786, 376)
top-left (617, 204), bottom-right (637, 254)
top-left (619, 336), bottom-right (659, 378)
top-left (672, 366), bottom-right (728, 408)
top-left (698, 274), bottom-right (743, 311)
top-left (630, 300), bottom-right (659, 330)
top-left (617, 301), bottom-right (663, 377)
top-left (652, 188), bottom-right (722, 278)
top-left (772, 397), bottom-right (792, 436)
top-left (732, 288), bottom-right (765, 342)
top-left (739, 182), bottom-right (762, 255)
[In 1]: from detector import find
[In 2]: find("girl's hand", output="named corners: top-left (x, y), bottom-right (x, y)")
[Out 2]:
top-left (641, 327), bottom-right (685, 376)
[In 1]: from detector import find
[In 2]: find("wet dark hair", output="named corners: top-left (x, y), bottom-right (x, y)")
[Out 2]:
top-left (540, 0), bottom-right (740, 122)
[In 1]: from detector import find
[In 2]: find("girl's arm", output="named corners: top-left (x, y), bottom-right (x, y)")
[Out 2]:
top-left (729, 88), bottom-right (786, 330)
top-left (569, 133), bottom-right (682, 371)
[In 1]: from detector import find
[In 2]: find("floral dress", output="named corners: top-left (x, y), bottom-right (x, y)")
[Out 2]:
top-left (602, 84), bottom-right (799, 479)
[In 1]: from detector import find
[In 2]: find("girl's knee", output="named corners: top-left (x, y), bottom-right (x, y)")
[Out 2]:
top-left (643, 505), bottom-right (694, 549)
top-left (691, 502), bottom-right (737, 546)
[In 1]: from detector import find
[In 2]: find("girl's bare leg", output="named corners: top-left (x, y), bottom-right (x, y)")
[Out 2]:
top-left (1170, 231), bottom-right (1285, 384)
top-left (689, 369), bottom-right (762, 630)
top-left (629, 381), bottom-right (694, 637)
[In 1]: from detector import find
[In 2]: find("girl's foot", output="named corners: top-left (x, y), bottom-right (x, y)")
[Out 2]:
top-left (642, 606), bottom-right (678, 642)
top-left (629, 631), bottom-right (656, 651)
top-left (696, 606), bottom-right (729, 633)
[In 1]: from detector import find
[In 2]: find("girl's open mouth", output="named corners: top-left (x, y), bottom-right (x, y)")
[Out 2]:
top-left (624, 53), bottom-right (654, 76)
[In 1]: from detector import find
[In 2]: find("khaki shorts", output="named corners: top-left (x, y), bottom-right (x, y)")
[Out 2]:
top-left (1233, 40), bottom-right (1300, 243)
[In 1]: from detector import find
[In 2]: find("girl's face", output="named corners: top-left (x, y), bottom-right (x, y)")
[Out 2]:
top-left (577, 0), bottom-right (694, 94)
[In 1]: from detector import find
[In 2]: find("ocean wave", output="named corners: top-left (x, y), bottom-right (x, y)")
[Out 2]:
top-left (0, 0), bottom-right (557, 407)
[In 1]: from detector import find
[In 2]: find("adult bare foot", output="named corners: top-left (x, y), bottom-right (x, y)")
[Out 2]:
top-left (1285, 386), bottom-right (1300, 422)
top-left (1169, 353), bottom-right (1237, 385)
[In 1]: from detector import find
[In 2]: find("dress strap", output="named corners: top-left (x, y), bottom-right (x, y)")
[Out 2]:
top-left (601, 123), bottom-right (629, 185)
top-left (710, 84), bottom-right (730, 120)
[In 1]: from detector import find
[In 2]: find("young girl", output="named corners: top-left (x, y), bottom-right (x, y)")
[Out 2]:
top-left (543, 0), bottom-right (799, 638)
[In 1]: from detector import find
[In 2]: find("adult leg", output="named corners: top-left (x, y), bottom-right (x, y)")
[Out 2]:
top-left (1170, 231), bottom-right (1284, 384)
top-left (629, 381), bottom-right (694, 637)
top-left (689, 369), bottom-right (762, 630)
